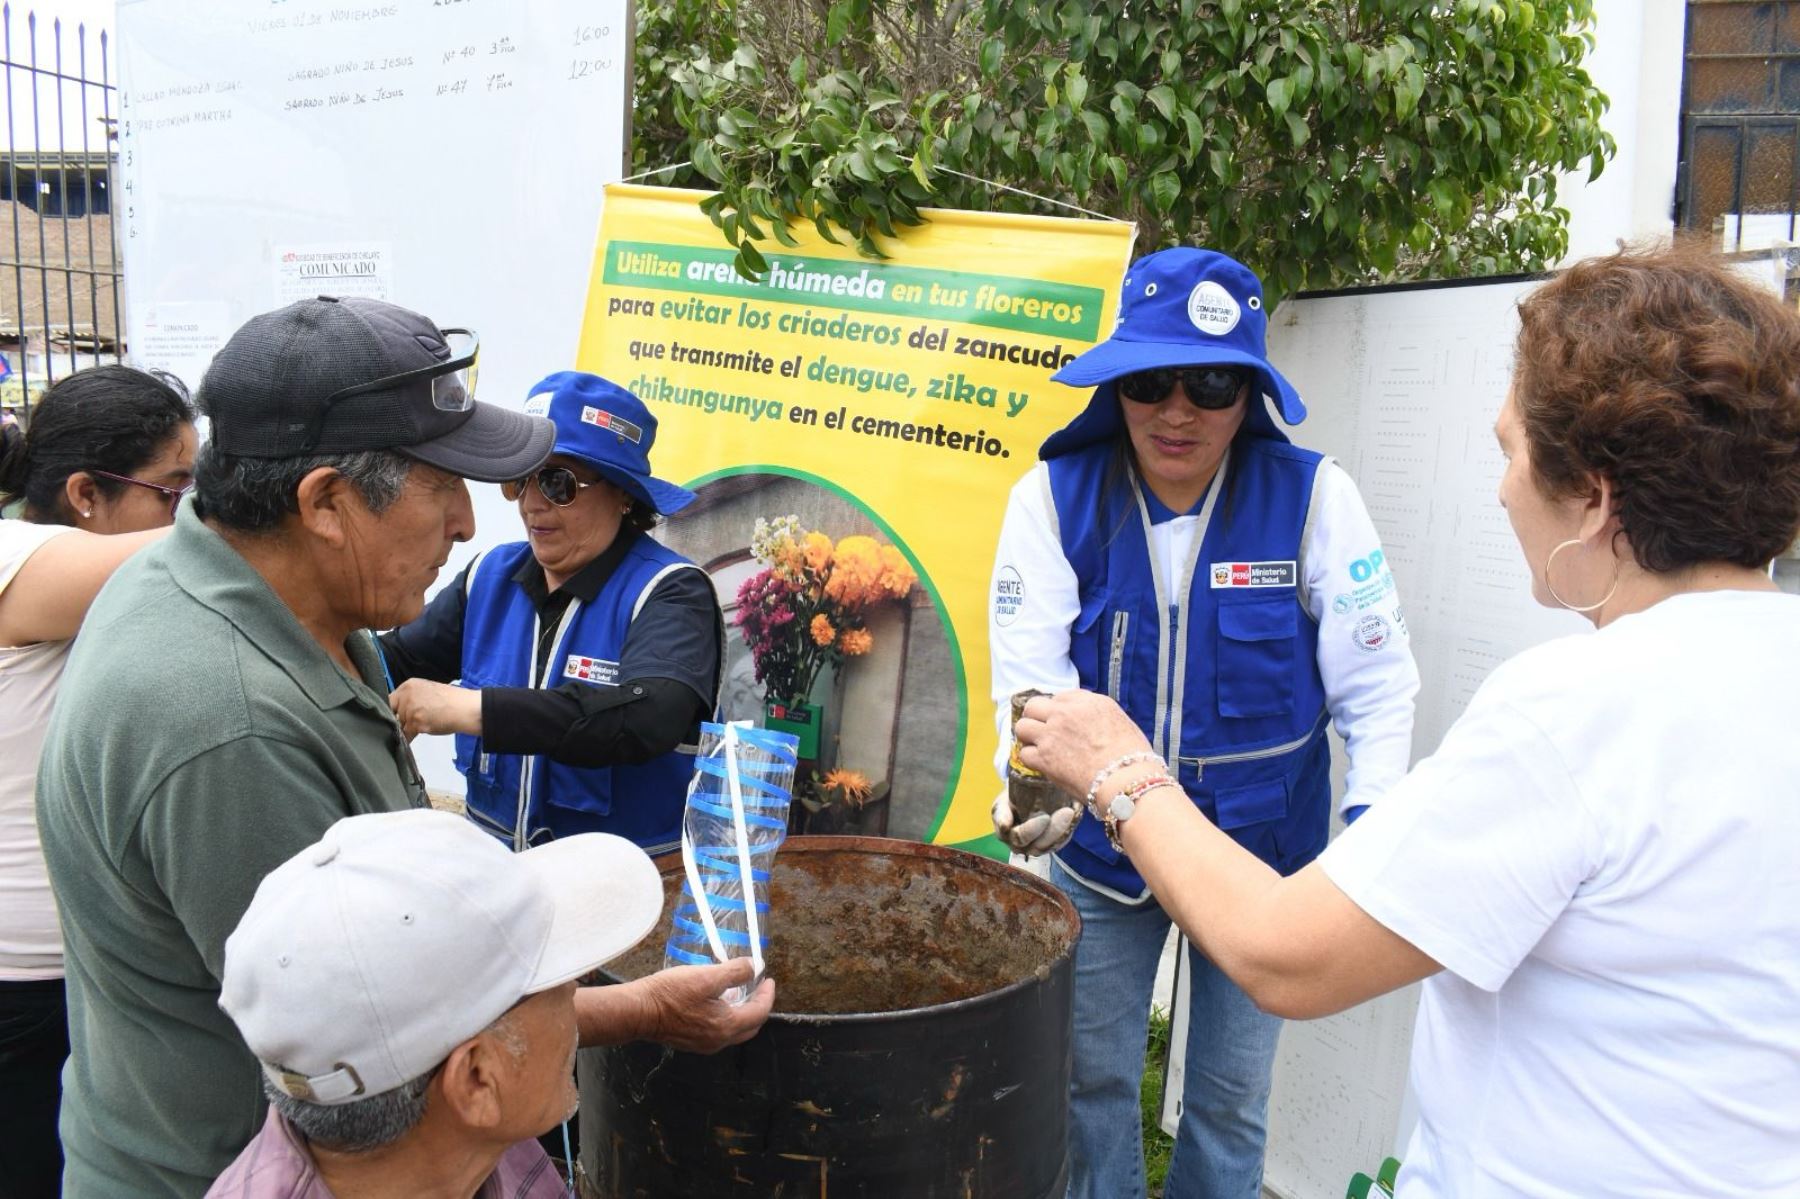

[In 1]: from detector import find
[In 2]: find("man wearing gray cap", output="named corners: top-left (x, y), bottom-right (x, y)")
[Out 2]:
top-left (35, 298), bottom-right (770, 1198)
top-left (208, 808), bottom-right (663, 1199)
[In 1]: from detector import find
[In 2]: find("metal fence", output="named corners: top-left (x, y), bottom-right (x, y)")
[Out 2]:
top-left (0, 3), bottom-right (122, 425)
top-left (1679, 0), bottom-right (1800, 253)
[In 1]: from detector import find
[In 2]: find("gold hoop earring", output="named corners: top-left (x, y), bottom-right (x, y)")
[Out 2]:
top-left (1544, 538), bottom-right (1619, 613)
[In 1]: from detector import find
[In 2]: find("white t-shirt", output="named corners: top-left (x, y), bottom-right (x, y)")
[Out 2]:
top-left (0, 517), bottom-right (72, 980)
top-left (1322, 589), bottom-right (1800, 1199)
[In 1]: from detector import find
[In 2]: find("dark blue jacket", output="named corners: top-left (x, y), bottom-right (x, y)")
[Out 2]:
top-left (455, 538), bottom-right (706, 850)
top-left (1049, 437), bottom-right (1331, 898)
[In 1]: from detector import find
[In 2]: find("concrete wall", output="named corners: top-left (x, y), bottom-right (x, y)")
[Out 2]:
top-left (1558, 0), bottom-right (1687, 261)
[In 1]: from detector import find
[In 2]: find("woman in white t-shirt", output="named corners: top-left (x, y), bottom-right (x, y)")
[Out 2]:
top-left (1010, 243), bottom-right (1800, 1199)
top-left (0, 366), bottom-right (194, 1198)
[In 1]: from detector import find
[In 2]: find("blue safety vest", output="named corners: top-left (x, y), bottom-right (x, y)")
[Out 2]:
top-left (454, 538), bottom-right (705, 851)
top-left (1048, 436), bottom-right (1331, 899)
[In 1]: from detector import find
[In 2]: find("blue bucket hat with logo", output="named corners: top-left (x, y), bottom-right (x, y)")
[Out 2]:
top-left (522, 372), bottom-right (695, 515)
top-left (1040, 247), bottom-right (1305, 459)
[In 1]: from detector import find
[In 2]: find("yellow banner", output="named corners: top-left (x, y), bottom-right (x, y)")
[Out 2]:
top-left (578, 185), bottom-right (1133, 855)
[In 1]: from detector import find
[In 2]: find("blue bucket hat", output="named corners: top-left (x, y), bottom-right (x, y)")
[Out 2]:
top-left (521, 372), bottom-right (695, 515)
top-left (1040, 248), bottom-right (1305, 459)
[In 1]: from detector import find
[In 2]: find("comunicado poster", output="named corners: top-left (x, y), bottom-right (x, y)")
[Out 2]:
top-left (578, 184), bottom-right (1134, 856)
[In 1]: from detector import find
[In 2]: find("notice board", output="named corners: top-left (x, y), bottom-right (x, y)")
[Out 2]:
top-left (114, 0), bottom-right (631, 788)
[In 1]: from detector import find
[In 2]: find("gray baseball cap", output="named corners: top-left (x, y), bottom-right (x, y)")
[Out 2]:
top-left (198, 296), bottom-right (553, 483)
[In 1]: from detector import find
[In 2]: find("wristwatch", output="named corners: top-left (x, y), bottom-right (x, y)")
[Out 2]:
top-left (1098, 791), bottom-right (1136, 854)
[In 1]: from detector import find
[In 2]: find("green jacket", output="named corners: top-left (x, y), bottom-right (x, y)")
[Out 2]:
top-left (36, 501), bottom-right (426, 1199)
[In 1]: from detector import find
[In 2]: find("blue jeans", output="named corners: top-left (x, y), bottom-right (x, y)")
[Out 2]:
top-left (1052, 858), bottom-right (1283, 1199)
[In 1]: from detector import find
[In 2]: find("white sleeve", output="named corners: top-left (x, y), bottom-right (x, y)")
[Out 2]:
top-left (0, 519), bottom-right (69, 596)
top-left (1301, 462), bottom-right (1420, 813)
top-left (1318, 684), bottom-right (1603, 991)
top-left (988, 465), bottom-right (1082, 781)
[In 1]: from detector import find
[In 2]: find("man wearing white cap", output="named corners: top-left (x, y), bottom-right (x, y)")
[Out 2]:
top-left (208, 809), bottom-right (665, 1198)
top-left (38, 300), bottom-right (770, 1198)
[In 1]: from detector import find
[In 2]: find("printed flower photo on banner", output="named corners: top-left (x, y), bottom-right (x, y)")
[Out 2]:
top-left (735, 515), bottom-right (917, 712)
top-left (656, 471), bottom-right (956, 842)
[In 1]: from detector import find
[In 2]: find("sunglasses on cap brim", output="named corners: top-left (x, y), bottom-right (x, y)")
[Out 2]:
top-left (501, 465), bottom-right (605, 507)
top-left (300, 329), bottom-right (481, 452)
top-left (1118, 366), bottom-right (1249, 410)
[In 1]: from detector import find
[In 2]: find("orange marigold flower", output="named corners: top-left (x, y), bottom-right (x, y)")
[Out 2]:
top-left (821, 767), bottom-right (873, 807)
top-left (837, 627), bottom-right (874, 656)
top-left (877, 544), bottom-right (917, 597)
top-left (810, 613), bottom-right (836, 646)
top-left (802, 530), bottom-right (833, 574)
top-left (825, 535), bottom-right (883, 608)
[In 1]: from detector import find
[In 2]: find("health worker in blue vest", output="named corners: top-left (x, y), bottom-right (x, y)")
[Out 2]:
top-left (382, 371), bottom-right (723, 853)
top-left (987, 248), bottom-right (1419, 1199)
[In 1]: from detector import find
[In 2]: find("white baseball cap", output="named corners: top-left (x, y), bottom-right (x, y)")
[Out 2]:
top-left (219, 809), bottom-right (663, 1106)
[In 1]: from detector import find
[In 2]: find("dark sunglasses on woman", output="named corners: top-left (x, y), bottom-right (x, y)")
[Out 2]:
top-left (1118, 366), bottom-right (1249, 410)
top-left (500, 466), bottom-right (602, 507)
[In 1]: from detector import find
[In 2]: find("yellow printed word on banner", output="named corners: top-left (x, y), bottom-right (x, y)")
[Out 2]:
top-left (579, 185), bottom-right (1134, 855)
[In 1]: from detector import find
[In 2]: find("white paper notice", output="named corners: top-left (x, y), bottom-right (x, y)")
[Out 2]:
top-left (133, 301), bottom-right (232, 391)
top-left (274, 242), bottom-right (394, 305)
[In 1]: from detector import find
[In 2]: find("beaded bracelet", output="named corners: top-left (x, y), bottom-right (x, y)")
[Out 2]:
top-left (1083, 750), bottom-right (1165, 808)
top-left (1117, 774), bottom-right (1182, 806)
top-left (1096, 774), bottom-right (1181, 853)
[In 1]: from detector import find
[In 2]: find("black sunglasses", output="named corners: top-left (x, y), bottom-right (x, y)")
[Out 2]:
top-left (1119, 366), bottom-right (1249, 410)
top-left (300, 328), bottom-right (480, 453)
top-left (501, 466), bottom-right (602, 507)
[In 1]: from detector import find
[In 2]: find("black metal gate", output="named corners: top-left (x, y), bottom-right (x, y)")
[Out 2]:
top-left (0, 4), bottom-right (122, 425)
top-left (1678, 1), bottom-right (1800, 251)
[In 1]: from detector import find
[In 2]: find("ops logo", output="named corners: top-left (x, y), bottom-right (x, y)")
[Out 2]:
top-left (1348, 549), bottom-right (1387, 583)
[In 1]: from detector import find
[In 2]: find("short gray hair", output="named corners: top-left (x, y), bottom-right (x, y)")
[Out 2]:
top-left (266, 1008), bottom-right (529, 1154)
top-left (193, 444), bottom-right (414, 533)
top-left (265, 1065), bottom-right (435, 1153)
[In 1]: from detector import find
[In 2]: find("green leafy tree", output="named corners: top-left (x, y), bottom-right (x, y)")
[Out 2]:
top-left (632, 0), bottom-right (1614, 301)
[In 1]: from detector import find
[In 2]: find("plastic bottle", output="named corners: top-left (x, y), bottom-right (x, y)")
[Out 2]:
top-left (663, 721), bottom-right (799, 1003)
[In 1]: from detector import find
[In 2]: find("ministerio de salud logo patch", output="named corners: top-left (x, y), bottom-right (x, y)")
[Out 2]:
top-left (580, 405), bottom-right (643, 444)
top-left (563, 655), bottom-right (619, 685)
top-left (1210, 561), bottom-right (1296, 588)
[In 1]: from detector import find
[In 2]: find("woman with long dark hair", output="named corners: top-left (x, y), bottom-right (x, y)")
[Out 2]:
top-left (0, 365), bottom-right (194, 1197)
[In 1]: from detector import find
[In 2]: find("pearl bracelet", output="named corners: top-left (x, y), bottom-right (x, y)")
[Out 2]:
top-left (1083, 751), bottom-right (1165, 809)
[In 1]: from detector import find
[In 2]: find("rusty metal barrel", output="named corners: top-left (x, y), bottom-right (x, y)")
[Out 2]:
top-left (579, 836), bottom-right (1079, 1198)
